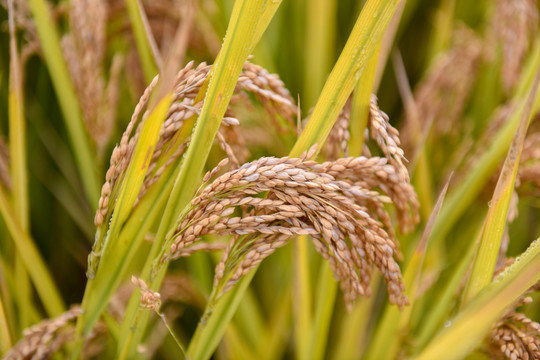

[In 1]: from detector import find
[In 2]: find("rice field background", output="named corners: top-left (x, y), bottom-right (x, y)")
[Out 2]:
top-left (1, 0), bottom-right (540, 359)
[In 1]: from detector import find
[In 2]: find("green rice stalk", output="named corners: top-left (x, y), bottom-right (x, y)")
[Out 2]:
top-left (125, 0), bottom-right (161, 83)
top-left (0, 186), bottom-right (64, 317)
top-left (414, 218), bottom-right (483, 350)
top-left (330, 45), bottom-right (383, 360)
top-left (416, 238), bottom-right (540, 360)
top-left (293, 235), bottom-right (313, 360)
top-left (463, 66), bottom-right (540, 303)
top-left (0, 291), bottom-right (12, 352)
top-left (373, 0), bottom-right (406, 91)
top-left (72, 90), bottom-right (174, 359)
top-left (8, 0), bottom-right (28, 232)
top-left (290, 0), bottom-right (401, 156)
top-left (224, 324), bottom-right (258, 359)
top-left (74, 161), bottom-right (177, 344)
top-left (186, 271), bottom-right (256, 360)
top-left (331, 277), bottom-right (380, 360)
top-left (8, 0), bottom-right (34, 331)
top-left (232, 288), bottom-right (266, 352)
top-left (304, 263), bottom-right (338, 360)
top-left (349, 46), bottom-right (380, 156)
top-left (259, 289), bottom-right (291, 360)
top-left (366, 178), bottom-right (450, 360)
top-left (303, 0), bottom-right (336, 108)
top-left (27, 0), bottom-right (100, 207)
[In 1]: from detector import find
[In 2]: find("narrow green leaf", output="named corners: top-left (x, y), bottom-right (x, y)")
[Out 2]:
top-left (416, 239), bottom-right (540, 360)
top-left (187, 271), bottom-right (256, 360)
top-left (0, 293), bottom-right (12, 353)
top-left (305, 263), bottom-right (338, 360)
top-left (125, 0), bottom-right (161, 83)
top-left (291, 0), bottom-right (401, 157)
top-left (8, 0), bottom-right (34, 330)
top-left (27, 0), bottom-right (100, 207)
top-left (293, 236), bottom-right (312, 360)
top-left (414, 218), bottom-right (483, 350)
top-left (349, 46), bottom-right (380, 156)
top-left (8, 0), bottom-right (28, 231)
top-left (303, 0), bottom-right (336, 108)
top-left (0, 187), bottom-right (65, 317)
top-left (259, 289), bottom-right (291, 360)
top-left (464, 67), bottom-right (540, 303)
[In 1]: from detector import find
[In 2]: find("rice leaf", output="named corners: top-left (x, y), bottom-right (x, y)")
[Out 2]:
top-left (463, 66), bottom-right (540, 303)
top-left (27, 0), bottom-right (100, 207)
top-left (290, 0), bottom-right (401, 157)
top-left (0, 292), bottom-right (12, 352)
top-left (7, 0), bottom-right (34, 331)
top-left (414, 218), bottom-right (483, 350)
top-left (0, 187), bottom-right (65, 317)
top-left (416, 239), bottom-right (540, 360)
top-left (305, 263), bottom-right (338, 360)
top-left (303, 0), bottom-right (337, 109)
top-left (349, 46), bottom-right (380, 156)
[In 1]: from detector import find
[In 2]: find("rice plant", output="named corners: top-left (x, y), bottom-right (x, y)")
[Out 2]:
top-left (1, 0), bottom-right (540, 359)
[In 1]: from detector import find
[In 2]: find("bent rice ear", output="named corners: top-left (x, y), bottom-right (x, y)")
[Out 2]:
top-left (167, 149), bottom-right (418, 309)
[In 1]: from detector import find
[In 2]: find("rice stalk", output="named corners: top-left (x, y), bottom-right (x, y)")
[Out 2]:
top-left (125, 0), bottom-right (160, 83)
top-left (7, 0), bottom-right (35, 333)
top-left (27, 0), bottom-right (100, 206)
top-left (0, 186), bottom-right (65, 318)
top-left (0, 293), bottom-right (12, 354)
top-left (365, 177), bottom-right (450, 360)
